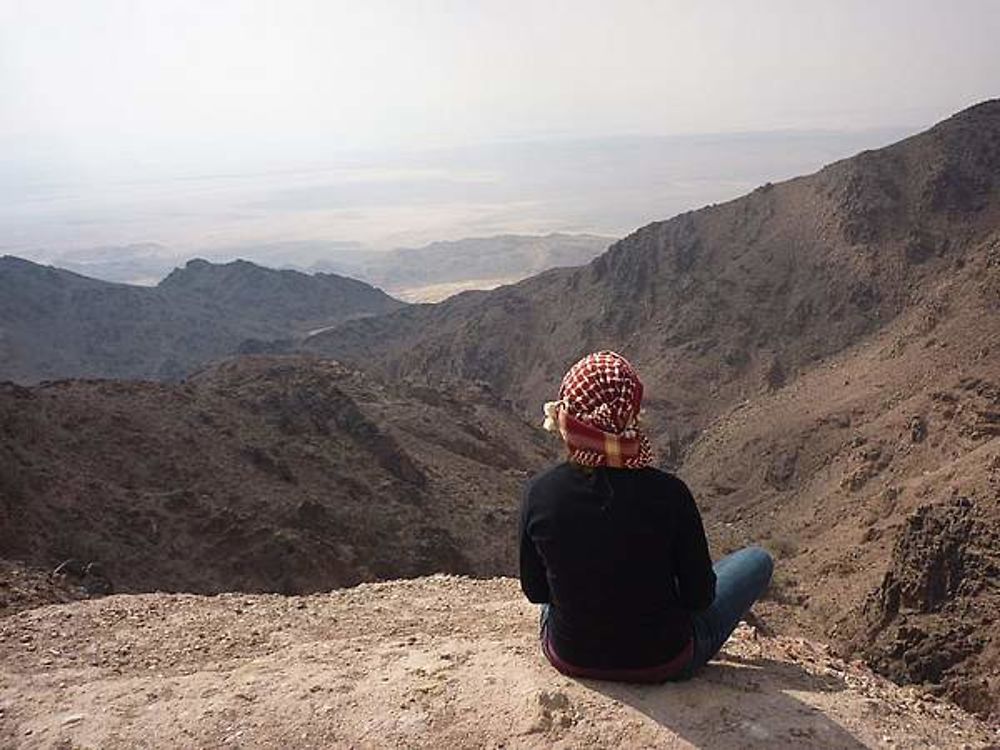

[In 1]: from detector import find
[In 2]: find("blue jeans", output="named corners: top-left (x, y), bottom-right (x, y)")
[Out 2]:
top-left (539, 546), bottom-right (773, 678)
top-left (685, 545), bottom-right (774, 675)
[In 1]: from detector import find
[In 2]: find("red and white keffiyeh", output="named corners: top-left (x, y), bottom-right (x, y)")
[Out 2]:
top-left (542, 351), bottom-right (654, 469)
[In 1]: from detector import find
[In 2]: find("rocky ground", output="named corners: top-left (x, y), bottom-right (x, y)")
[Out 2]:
top-left (1, 576), bottom-right (996, 750)
top-left (0, 561), bottom-right (86, 618)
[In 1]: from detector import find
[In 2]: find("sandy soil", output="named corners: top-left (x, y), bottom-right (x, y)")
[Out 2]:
top-left (1, 576), bottom-right (995, 750)
top-left (390, 276), bottom-right (519, 303)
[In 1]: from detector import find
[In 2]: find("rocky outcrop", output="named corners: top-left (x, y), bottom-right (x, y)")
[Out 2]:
top-left (859, 497), bottom-right (1000, 717)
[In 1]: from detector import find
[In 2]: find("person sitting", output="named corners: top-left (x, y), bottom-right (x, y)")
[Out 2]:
top-left (519, 350), bottom-right (773, 681)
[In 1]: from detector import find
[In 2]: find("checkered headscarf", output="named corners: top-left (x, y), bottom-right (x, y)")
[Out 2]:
top-left (542, 351), bottom-right (654, 469)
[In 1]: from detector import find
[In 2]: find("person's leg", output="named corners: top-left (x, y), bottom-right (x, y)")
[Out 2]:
top-left (687, 546), bottom-right (773, 673)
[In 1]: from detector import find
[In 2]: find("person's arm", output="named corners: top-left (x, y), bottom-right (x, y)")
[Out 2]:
top-left (671, 478), bottom-right (716, 611)
top-left (519, 486), bottom-right (551, 603)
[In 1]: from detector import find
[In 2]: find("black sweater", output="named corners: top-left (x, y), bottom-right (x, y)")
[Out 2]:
top-left (519, 463), bottom-right (716, 669)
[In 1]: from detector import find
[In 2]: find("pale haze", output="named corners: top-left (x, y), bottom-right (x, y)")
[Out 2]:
top-left (1, 0), bottom-right (998, 273)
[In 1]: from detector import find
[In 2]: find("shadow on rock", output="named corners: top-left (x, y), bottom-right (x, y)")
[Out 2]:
top-left (583, 654), bottom-right (867, 749)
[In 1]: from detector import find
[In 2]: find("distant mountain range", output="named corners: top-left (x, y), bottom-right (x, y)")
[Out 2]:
top-left (0, 232), bottom-right (613, 382)
top-left (25, 233), bottom-right (614, 303)
top-left (310, 233), bottom-right (613, 301)
top-left (0, 256), bottom-right (402, 382)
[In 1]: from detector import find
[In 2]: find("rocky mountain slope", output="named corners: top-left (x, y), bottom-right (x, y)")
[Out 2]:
top-left (305, 100), bottom-right (1000, 440)
top-left (679, 261), bottom-right (1000, 716)
top-left (0, 257), bottom-right (402, 382)
top-left (0, 357), bottom-right (552, 600)
top-left (2, 576), bottom-right (996, 749)
top-left (301, 101), bottom-right (1000, 713)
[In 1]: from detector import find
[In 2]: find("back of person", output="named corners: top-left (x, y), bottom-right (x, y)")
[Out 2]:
top-left (521, 350), bottom-right (773, 682)
top-left (521, 463), bottom-right (715, 670)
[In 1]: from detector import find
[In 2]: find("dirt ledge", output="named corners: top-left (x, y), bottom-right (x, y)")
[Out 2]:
top-left (1, 576), bottom-right (996, 749)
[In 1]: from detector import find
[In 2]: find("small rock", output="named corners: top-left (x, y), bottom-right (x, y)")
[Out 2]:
top-left (61, 713), bottom-right (84, 726)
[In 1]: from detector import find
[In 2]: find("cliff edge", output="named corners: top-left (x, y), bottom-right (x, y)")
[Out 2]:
top-left (1, 576), bottom-right (995, 749)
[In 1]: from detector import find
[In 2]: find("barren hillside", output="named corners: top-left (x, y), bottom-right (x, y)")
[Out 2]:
top-left (4, 101), bottom-right (999, 730)
top-left (0, 357), bottom-right (552, 600)
top-left (681, 251), bottom-right (1000, 716)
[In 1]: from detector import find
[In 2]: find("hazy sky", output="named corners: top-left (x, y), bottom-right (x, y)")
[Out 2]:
top-left (1, 1), bottom-right (998, 264)
top-left (3, 0), bottom-right (998, 180)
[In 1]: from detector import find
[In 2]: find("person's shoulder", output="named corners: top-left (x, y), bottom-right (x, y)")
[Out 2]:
top-left (634, 465), bottom-right (685, 485)
top-left (636, 467), bottom-right (695, 497)
top-left (526, 461), bottom-right (575, 493)
top-left (522, 462), bottom-right (575, 516)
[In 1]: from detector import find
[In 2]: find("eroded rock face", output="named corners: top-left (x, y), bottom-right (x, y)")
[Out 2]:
top-left (871, 498), bottom-right (976, 617)
top-left (860, 496), bottom-right (1000, 717)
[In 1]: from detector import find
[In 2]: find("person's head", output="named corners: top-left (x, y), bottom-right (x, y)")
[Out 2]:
top-left (542, 350), bottom-right (654, 469)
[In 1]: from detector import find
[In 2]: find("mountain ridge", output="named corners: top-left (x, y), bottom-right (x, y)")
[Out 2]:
top-left (295, 100), bottom-right (1000, 481)
top-left (0, 257), bottom-right (403, 383)
top-left (3, 100), bottom-right (999, 721)
top-left (304, 100), bottom-right (1000, 433)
